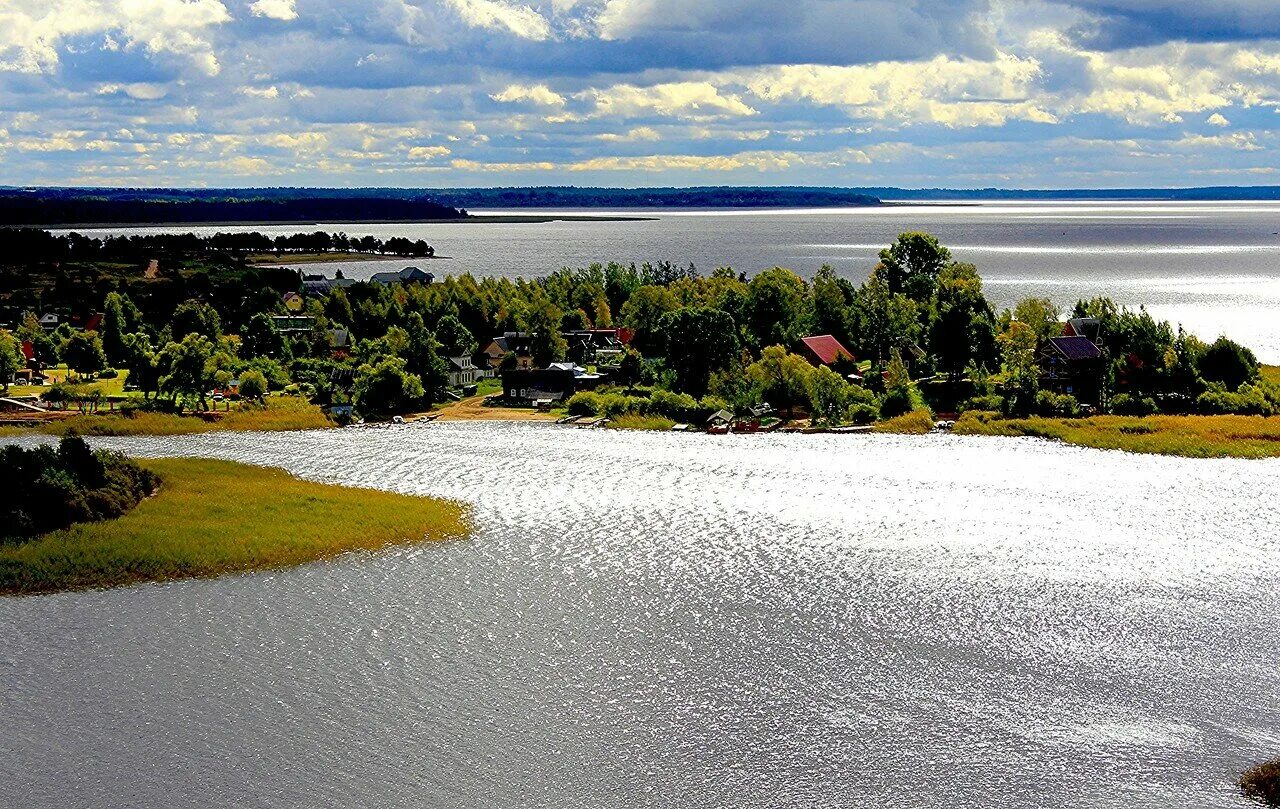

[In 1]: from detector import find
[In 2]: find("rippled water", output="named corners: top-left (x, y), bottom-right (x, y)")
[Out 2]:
top-left (2, 423), bottom-right (1278, 808)
top-left (59, 200), bottom-right (1280, 361)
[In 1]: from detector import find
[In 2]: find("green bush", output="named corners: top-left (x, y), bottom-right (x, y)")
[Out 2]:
top-left (1035, 390), bottom-right (1081, 417)
top-left (644, 388), bottom-right (699, 421)
top-left (960, 393), bottom-right (1003, 413)
top-left (0, 436), bottom-right (159, 543)
top-left (846, 402), bottom-right (879, 424)
top-left (1110, 393), bottom-right (1157, 416)
top-left (1195, 384), bottom-right (1276, 416)
top-left (565, 391), bottom-right (601, 416)
top-left (879, 385), bottom-right (915, 419)
top-left (598, 393), bottom-right (639, 418)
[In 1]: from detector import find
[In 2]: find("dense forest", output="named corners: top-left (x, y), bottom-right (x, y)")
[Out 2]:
top-left (0, 436), bottom-right (158, 542)
top-left (0, 192), bottom-right (465, 226)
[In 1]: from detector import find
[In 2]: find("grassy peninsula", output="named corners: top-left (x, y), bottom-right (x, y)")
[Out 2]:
top-left (0, 457), bottom-right (468, 595)
top-left (953, 411), bottom-right (1280, 459)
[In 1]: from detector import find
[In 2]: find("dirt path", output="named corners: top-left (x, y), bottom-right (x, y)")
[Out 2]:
top-left (428, 395), bottom-right (559, 423)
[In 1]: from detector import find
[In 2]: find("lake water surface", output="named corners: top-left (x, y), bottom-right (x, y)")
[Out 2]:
top-left (2, 423), bottom-right (1278, 808)
top-left (62, 201), bottom-right (1280, 361)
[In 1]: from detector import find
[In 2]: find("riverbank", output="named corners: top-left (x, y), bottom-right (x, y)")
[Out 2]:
top-left (953, 411), bottom-right (1280, 459)
top-left (0, 457), bottom-right (468, 595)
top-left (0, 398), bottom-right (334, 437)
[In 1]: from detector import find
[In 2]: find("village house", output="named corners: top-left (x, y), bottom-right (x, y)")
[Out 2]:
top-left (370, 266), bottom-right (434, 285)
top-left (502, 364), bottom-right (604, 404)
top-left (302, 273), bottom-right (357, 295)
top-left (481, 332), bottom-right (535, 370)
top-left (282, 292), bottom-right (304, 312)
top-left (1038, 335), bottom-right (1104, 403)
top-left (446, 355), bottom-right (480, 388)
top-left (563, 329), bottom-right (627, 365)
top-left (38, 313), bottom-right (58, 330)
top-left (799, 334), bottom-right (856, 369)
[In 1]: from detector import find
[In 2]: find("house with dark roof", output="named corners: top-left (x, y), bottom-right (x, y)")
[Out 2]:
top-left (799, 335), bottom-right (855, 368)
top-left (1038, 335), bottom-right (1104, 403)
top-left (1063, 317), bottom-right (1102, 343)
top-left (563, 329), bottom-right (626, 365)
top-left (481, 332), bottom-right (535, 370)
top-left (370, 266), bottom-right (434, 285)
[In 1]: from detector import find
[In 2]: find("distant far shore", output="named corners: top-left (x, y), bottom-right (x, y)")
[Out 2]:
top-left (21, 213), bottom-right (656, 230)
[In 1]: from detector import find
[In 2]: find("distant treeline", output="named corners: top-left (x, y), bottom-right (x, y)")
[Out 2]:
top-left (0, 228), bottom-right (435, 261)
top-left (424, 186), bottom-right (883, 208)
top-left (0, 193), bottom-right (465, 226)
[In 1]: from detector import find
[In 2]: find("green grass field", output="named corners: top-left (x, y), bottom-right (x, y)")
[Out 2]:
top-left (606, 414), bottom-right (677, 431)
top-left (953, 411), bottom-right (1280, 459)
top-left (1, 397), bottom-right (333, 437)
top-left (7, 366), bottom-right (133, 398)
top-left (0, 457), bottom-right (469, 595)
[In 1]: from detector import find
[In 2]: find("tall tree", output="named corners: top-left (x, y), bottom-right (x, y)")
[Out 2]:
top-left (877, 233), bottom-right (951, 301)
top-left (810, 264), bottom-right (856, 347)
top-left (930, 262), bottom-right (997, 380)
top-left (745, 267), bottom-right (809, 349)
top-left (60, 332), bottom-right (107, 378)
top-left (0, 331), bottom-right (22, 392)
top-left (657, 307), bottom-right (739, 396)
top-left (618, 285), bottom-right (679, 355)
top-left (746, 345), bottom-right (814, 419)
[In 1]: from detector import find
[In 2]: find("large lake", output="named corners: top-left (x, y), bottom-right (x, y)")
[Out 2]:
top-left (2, 423), bottom-right (1278, 808)
top-left (62, 201), bottom-right (1280, 362)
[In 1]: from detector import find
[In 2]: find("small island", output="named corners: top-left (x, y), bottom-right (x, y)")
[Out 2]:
top-left (0, 436), bottom-right (468, 596)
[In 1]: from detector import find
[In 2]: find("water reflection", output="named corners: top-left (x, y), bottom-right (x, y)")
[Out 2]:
top-left (1, 423), bottom-right (1277, 808)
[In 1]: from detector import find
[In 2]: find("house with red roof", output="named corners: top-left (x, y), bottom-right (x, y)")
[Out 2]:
top-left (799, 335), bottom-right (855, 368)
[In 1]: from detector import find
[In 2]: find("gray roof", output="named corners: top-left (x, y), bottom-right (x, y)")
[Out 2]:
top-left (1048, 335), bottom-right (1102, 361)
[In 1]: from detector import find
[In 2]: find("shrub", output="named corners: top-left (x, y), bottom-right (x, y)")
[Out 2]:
top-left (645, 388), bottom-right (699, 421)
top-left (1240, 757), bottom-right (1280, 807)
top-left (960, 393), bottom-right (1003, 413)
top-left (1035, 390), bottom-right (1081, 418)
top-left (1196, 382), bottom-right (1280, 416)
top-left (598, 393), bottom-right (638, 418)
top-left (846, 402), bottom-right (879, 425)
top-left (1110, 393), bottom-right (1157, 416)
top-left (0, 436), bottom-right (159, 543)
top-left (873, 408), bottom-right (935, 434)
top-left (565, 391), bottom-right (601, 416)
top-left (1198, 336), bottom-right (1258, 391)
top-left (879, 385), bottom-right (915, 419)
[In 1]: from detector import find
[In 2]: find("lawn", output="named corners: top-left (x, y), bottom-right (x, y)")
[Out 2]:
top-left (7, 366), bottom-right (133, 398)
top-left (0, 457), bottom-right (469, 595)
top-left (953, 411), bottom-right (1280, 459)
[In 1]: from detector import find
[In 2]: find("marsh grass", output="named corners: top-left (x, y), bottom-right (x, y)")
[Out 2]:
top-left (872, 408), bottom-right (935, 435)
top-left (0, 457), bottom-right (468, 595)
top-left (953, 411), bottom-right (1280, 459)
top-left (606, 414), bottom-right (677, 431)
top-left (1, 397), bottom-right (333, 437)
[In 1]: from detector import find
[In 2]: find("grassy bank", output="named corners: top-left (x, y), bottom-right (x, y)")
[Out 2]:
top-left (0, 457), bottom-right (468, 595)
top-left (1, 397), bottom-right (333, 437)
top-left (953, 411), bottom-right (1280, 459)
top-left (606, 414), bottom-right (676, 431)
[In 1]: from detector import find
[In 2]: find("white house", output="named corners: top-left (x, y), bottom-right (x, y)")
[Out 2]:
top-left (446, 355), bottom-right (480, 388)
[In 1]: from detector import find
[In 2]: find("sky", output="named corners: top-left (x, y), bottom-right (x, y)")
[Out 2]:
top-left (3, 0), bottom-right (1280, 188)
